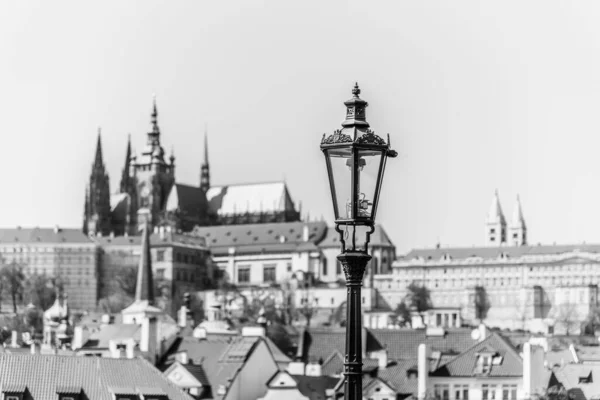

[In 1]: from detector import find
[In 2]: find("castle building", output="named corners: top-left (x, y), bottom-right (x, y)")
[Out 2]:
top-left (83, 98), bottom-right (301, 237)
top-left (374, 191), bottom-right (599, 335)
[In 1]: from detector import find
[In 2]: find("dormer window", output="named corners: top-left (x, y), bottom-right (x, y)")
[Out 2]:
top-left (2, 384), bottom-right (28, 400)
top-left (475, 353), bottom-right (494, 374)
top-left (56, 385), bottom-right (82, 400)
top-left (579, 371), bottom-right (593, 384)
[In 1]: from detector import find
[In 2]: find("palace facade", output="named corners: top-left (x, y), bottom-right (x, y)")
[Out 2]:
top-left (374, 191), bottom-right (600, 335)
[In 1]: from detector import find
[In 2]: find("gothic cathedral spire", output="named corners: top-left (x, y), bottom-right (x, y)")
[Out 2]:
top-left (200, 126), bottom-right (210, 192)
top-left (84, 127), bottom-right (112, 237)
top-left (120, 134), bottom-right (132, 193)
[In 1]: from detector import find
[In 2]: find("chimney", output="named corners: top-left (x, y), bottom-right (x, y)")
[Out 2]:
top-left (178, 292), bottom-right (192, 328)
top-left (140, 317), bottom-right (158, 361)
top-left (30, 343), bottom-right (36, 355)
top-left (193, 327), bottom-right (207, 340)
top-left (302, 225), bottom-right (310, 242)
top-left (110, 231), bottom-right (115, 239)
top-left (523, 343), bottom-right (532, 399)
top-left (378, 349), bottom-right (388, 369)
top-left (109, 340), bottom-right (120, 358)
top-left (126, 339), bottom-right (135, 359)
top-left (72, 326), bottom-right (84, 350)
top-left (10, 330), bottom-right (18, 348)
top-left (175, 351), bottom-right (189, 365)
top-left (159, 227), bottom-right (165, 240)
top-left (287, 361), bottom-right (306, 375)
top-left (478, 323), bottom-right (487, 342)
top-left (54, 225), bottom-right (60, 234)
top-left (417, 344), bottom-right (428, 400)
top-left (569, 343), bottom-right (579, 363)
top-left (242, 326), bottom-right (266, 337)
top-left (305, 362), bottom-right (322, 377)
top-left (154, 226), bottom-right (159, 234)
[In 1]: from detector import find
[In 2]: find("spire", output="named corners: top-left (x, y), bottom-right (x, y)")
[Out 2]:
top-left (94, 127), bottom-right (104, 169)
top-left (148, 94), bottom-right (160, 145)
top-left (511, 195), bottom-right (526, 228)
top-left (119, 134), bottom-right (132, 193)
top-left (135, 224), bottom-right (155, 304)
top-left (200, 126), bottom-right (210, 192)
top-left (203, 124), bottom-right (209, 166)
top-left (486, 189), bottom-right (506, 224)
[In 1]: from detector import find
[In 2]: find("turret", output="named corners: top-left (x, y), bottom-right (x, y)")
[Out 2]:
top-left (510, 195), bottom-right (527, 246)
top-left (200, 127), bottom-right (210, 192)
top-left (485, 189), bottom-right (506, 246)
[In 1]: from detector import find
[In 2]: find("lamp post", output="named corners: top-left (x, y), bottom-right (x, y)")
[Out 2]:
top-left (320, 83), bottom-right (397, 400)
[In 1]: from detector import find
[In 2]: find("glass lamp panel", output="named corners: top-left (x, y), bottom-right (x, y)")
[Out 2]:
top-left (327, 147), bottom-right (354, 220)
top-left (355, 149), bottom-right (384, 220)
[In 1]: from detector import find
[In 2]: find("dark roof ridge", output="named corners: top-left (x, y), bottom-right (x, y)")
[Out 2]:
top-left (209, 180), bottom-right (289, 188)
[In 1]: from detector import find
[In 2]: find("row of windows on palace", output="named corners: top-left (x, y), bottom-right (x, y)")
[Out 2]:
top-left (231, 259), bottom-right (350, 284)
top-left (377, 274), bottom-right (600, 290)
top-left (420, 288), bottom-right (591, 307)
top-left (394, 263), bottom-right (600, 275)
top-left (432, 383), bottom-right (518, 400)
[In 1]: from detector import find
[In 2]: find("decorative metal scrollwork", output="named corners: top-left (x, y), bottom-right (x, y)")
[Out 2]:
top-left (322, 130), bottom-right (353, 144)
top-left (356, 130), bottom-right (386, 145)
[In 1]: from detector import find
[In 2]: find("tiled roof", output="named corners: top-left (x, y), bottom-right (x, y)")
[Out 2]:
top-left (165, 184), bottom-right (208, 219)
top-left (553, 364), bottom-right (600, 400)
top-left (263, 336), bottom-right (292, 365)
top-left (319, 225), bottom-right (395, 248)
top-left (181, 364), bottom-right (210, 386)
top-left (376, 360), bottom-right (420, 395)
top-left (0, 354), bottom-right (192, 400)
top-left (431, 332), bottom-right (522, 377)
top-left (0, 227), bottom-right (94, 244)
top-left (369, 328), bottom-right (482, 361)
top-left (206, 181), bottom-right (296, 216)
top-left (81, 320), bottom-right (179, 349)
top-left (95, 232), bottom-right (207, 248)
top-left (401, 244), bottom-right (600, 262)
top-left (189, 221), bottom-right (328, 256)
top-left (300, 328), bottom-right (383, 364)
top-left (292, 374), bottom-right (340, 400)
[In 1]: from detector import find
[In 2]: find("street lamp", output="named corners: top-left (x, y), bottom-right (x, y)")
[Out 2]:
top-left (320, 83), bottom-right (397, 400)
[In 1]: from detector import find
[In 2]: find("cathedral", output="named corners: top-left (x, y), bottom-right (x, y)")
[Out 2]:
top-left (83, 98), bottom-right (301, 237)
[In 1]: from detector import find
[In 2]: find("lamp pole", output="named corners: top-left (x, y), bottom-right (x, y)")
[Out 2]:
top-left (320, 83), bottom-right (396, 400)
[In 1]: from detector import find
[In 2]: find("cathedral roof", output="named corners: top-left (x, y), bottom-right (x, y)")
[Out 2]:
top-left (0, 227), bottom-right (93, 244)
top-left (165, 183), bottom-right (208, 217)
top-left (486, 189), bottom-right (506, 225)
top-left (511, 195), bottom-right (526, 228)
top-left (206, 181), bottom-right (297, 216)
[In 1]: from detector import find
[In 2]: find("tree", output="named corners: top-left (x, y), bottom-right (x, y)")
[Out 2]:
top-left (114, 266), bottom-right (137, 297)
top-left (1, 262), bottom-right (25, 314)
top-left (474, 286), bottom-right (491, 321)
top-left (25, 275), bottom-right (59, 311)
top-left (554, 303), bottom-right (580, 336)
top-left (406, 282), bottom-right (431, 326)
top-left (395, 301), bottom-right (412, 327)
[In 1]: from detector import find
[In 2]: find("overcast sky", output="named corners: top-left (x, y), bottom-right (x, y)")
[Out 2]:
top-left (2, 1), bottom-right (600, 253)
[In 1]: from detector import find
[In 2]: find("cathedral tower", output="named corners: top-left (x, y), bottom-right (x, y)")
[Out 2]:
top-left (509, 195), bottom-right (527, 246)
top-left (83, 129), bottom-right (111, 236)
top-left (129, 97), bottom-right (175, 232)
top-left (200, 128), bottom-right (210, 193)
top-left (485, 189), bottom-right (507, 246)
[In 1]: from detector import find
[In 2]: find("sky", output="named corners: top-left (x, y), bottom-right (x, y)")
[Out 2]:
top-left (2, 1), bottom-right (600, 253)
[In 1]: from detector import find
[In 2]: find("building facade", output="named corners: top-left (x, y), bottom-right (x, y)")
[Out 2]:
top-left (0, 227), bottom-right (99, 311)
top-left (374, 192), bottom-right (600, 334)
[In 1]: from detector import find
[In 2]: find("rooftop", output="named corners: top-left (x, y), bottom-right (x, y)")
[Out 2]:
top-left (0, 354), bottom-right (191, 400)
top-left (0, 227), bottom-right (93, 245)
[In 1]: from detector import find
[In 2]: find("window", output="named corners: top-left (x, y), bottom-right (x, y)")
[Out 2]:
top-left (156, 268), bottom-right (165, 280)
top-left (476, 354), bottom-right (493, 374)
top-left (6, 396), bottom-right (20, 400)
top-left (322, 259), bottom-right (328, 276)
top-left (238, 266), bottom-right (250, 283)
top-left (156, 250), bottom-right (165, 262)
top-left (454, 384), bottom-right (469, 400)
top-left (263, 264), bottom-right (276, 282)
top-left (482, 385), bottom-right (497, 400)
top-left (434, 384), bottom-right (450, 400)
top-left (501, 385), bottom-right (517, 400)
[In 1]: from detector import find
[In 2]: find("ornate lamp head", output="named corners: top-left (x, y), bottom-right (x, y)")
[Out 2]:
top-left (320, 83), bottom-right (396, 252)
